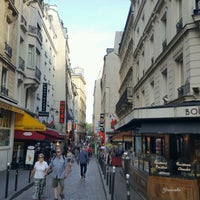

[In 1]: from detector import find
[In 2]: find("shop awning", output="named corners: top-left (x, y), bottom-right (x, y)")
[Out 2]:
top-left (111, 131), bottom-right (132, 142)
top-left (14, 130), bottom-right (46, 140)
top-left (0, 100), bottom-right (24, 114)
top-left (39, 128), bottom-right (65, 140)
top-left (15, 112), bottom-right (46, 131)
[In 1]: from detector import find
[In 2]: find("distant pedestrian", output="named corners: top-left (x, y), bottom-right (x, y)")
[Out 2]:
top-left (30, 153), bottom-right (48, 200)
top-left (66, 149), bottom-right (74, 172)
top-left (48, 148), bottom-right (69, 200)
top-left (77, 146), bottom-right (89, 179)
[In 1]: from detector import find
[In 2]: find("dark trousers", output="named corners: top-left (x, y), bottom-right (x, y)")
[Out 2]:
top-left (80, 163), bottom-right (87, 176)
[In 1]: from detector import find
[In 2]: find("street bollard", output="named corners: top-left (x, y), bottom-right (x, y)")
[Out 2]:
top-left (109, 170), bottom-right (112, 194)
top-left (4, 163), bottom-right (10, 198)
top-left (28, 168), bottom-right (31, 183)
top-left (106, 166), bottom-right (109, 186)
top-left (15, 168), bottom-right (19, 191)
top-left (111, 166), bottom-right (115, 200)
top-left (126, 174), bottom-right (131, 200)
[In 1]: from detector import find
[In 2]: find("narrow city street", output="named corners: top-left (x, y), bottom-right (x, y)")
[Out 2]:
top-left (12, 157), bottom-right (106, 200)
top-left (0, 156), bottom-right (145, 200)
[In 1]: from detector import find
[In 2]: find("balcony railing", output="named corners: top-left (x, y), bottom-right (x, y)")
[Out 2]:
top-left (35, 66), bottom-right (41, 81)
top-left (20, 15), bottom-right (27, 32)
top-left (18, 56), bottom-right (25, 71)
top-left (176, 17), bottom-right (183, 33)
top-left (177, 81), bottom-right (190, 98)
top-left (28, 25), bottom-right (43, 42)
top-left (162, 39), bottom-right (167, 50)
top-left (6, 0), bottom-right (18, 17)
top-left (1, 86), bottom-right (9, 96)
top-left (116, 87), bottom-right (133, 114)
top-left (4, 42), bottom-right (12, 58)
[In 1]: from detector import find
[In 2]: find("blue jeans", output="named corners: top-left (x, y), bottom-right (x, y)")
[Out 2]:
top-left (32, 178), bottom-right (46, 199)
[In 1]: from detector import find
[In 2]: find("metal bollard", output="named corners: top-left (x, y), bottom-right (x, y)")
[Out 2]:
top-left (15, 168), bottom-right (19, 191)
top-left (109, 170), bottom-right (112, 194)
top-left (5, 163), bottom-right (10, 198)
top-left (106, 166), bottom-right (109, 186)
top-left (111, 166), bottom-right (115, 200)
top-left (126, 174), bottom-right (131, 200)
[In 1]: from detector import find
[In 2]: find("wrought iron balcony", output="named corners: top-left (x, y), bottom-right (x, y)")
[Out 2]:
top-left (1, 86), bottom-right (9, 96)
top-left (5, 0), bottom-right (18, 17)
top-left (116, 87), bottom-right (133, 114)
top-left (35, 66), bottom-right (41, 81)
top-left (28, 25), bottom-right (43, 42)
top-left (162, 39), bottom-right (167, 50)
top-left (177, 81), bottom-right (190, 98)
top-left (18, 56), bottom-right (25, 71)
top-left (20, 15), bottom-right (27, 32)
top-left (4, 42), bottom-right (12, 58)
top-left (176, 17), bottom-right (183, 33)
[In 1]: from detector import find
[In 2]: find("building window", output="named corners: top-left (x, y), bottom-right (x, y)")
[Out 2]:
top-left (28, 44), bottom-right (34, 68)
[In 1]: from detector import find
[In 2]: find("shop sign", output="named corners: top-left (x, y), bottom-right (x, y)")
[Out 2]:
top-left (42, 83), bottom-right (47, 111)
top-left (23, 132), bottom-right (32, 136)
top-left (59, 101), bottom-right (65, 123)
top-left (185, 107), bottom-right (200, 116)
top-left (176, 161), bottom-right (191, 172)
top-left (162, 187), bottom-right (181, 194)
top-left (154, 160), bottom-right (168, 170)
top-left (25, 148), bottom-right (35, 165)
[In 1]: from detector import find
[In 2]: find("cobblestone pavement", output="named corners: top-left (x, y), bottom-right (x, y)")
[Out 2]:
top-left (12, 157), bottom-right (106, 200)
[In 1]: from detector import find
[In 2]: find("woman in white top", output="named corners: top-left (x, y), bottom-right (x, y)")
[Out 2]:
top-left (30, 153), bottom-right (48, 200)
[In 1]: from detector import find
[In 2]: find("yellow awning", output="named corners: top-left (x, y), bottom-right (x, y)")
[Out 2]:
top-left (0, 100), bottom-right (46, 131)
top-left (15, 112), bottom-right (46, 131)
top-left (0, 101), bottom-right (24, 114)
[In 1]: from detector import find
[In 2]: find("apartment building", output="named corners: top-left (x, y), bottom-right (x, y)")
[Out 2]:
top-left (100, 32), bottom-right (122, 142)
top-left (0, 0), bottom-right (75, 171)
top-left (115, 0), bottom-right (200, 199)
top-left (71, 67), bottom-right (86, 142)
top-left (93, 78), bottom-right (101, 140)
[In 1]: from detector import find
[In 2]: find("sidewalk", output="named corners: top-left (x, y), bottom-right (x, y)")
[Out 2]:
top-left (97, 161), bottom-right (145, 200)
top-left (0, 167), bottom-right (34, 200)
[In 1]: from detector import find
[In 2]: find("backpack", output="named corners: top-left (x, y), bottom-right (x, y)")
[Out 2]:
top-left (52, 154), bottom-right (66, 161)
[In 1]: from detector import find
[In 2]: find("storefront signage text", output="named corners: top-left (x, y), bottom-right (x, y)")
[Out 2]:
top-left (59, 101), bottom-right (65, 123)
top-left (162, 187), bottom-right (181, 194)
top-left (154, 160), bottom-right (168, 169)
top-left (176, 161), bottom-right (191, 172)
top-left (185, 107), bottom-right (200, 116)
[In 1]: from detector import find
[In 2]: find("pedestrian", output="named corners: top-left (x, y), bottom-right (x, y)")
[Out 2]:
top-left (77, 146), bottom-right (89, 179)
top-left (66, 149), bottom-right (74, 172)
top-left (48, 148), bottom-right (69, 200)
top-left (30, 153), bottom-right (48, 200)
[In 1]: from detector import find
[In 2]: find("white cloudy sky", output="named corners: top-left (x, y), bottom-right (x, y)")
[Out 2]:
top-left (45, 0), bottom-right (131, 123)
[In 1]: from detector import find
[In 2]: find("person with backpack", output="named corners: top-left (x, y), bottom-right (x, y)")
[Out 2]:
top-left (77, 146), bottom-right (89, 179)
top-left (48, 148), bottom-right (69, 200)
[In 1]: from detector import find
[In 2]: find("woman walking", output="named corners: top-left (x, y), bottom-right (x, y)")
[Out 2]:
top-left (30, 153), bottom-right (48, 200)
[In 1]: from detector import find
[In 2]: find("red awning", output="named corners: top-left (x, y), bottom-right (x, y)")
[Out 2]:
top-left (39, 128), bottom-right (65, 141)
top-left (15, 130), bottom-right (46, 141)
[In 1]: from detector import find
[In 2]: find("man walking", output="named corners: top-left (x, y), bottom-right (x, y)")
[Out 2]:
top-left (48, 148), bottom-right (68, 200)
top-left (77, 146), bottom-right (89, 179)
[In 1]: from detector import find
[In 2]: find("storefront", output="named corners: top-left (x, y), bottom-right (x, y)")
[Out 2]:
top-left (0, 99), bottom-right (46, 170)
top-left (116, 103), bottom-right (200, 200)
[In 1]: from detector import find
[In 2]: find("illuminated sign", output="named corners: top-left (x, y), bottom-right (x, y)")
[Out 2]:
top-left (59, 101), bottom-right (65, 123)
